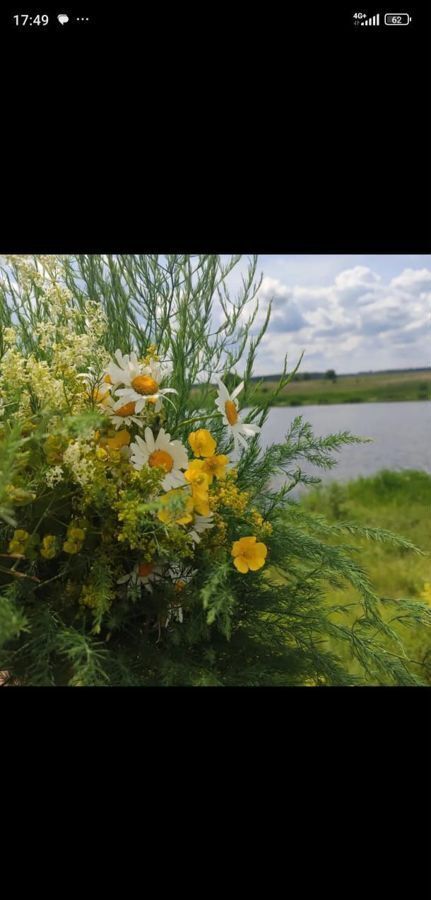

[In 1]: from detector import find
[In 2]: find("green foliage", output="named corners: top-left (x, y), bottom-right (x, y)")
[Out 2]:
top-left (301, 470), bottom-right (431, 682)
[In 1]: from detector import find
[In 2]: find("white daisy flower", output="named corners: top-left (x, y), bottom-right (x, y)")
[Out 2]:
top-left (130, 427), bottom-right (189, 490)
top-left (104, 349), bottom-right (141, 387)
top-left (189, 514), bottom-right (214, 545)
top-left (112, 357), bottom-right (177, 414)
top-left (215, 378), bottom-right (260, 453)
top-left (102, 394), bottom-right (143, 429)
top-left (117, 561), bottom-right (162, 594)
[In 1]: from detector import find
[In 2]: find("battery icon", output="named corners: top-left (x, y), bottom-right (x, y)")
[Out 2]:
top-left (384, 13), bottom-right (412, 25)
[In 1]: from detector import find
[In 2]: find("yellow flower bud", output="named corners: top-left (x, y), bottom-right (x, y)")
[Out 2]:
top-left (63, 540), bottom-right (80, 555)
top-left (6, 486), bottom-right (36, 506)
top-left (8, 540), bottom-right (24, 555)
top-left (67, 527), bottom-right (85, 542)
top-left (188, 429), bottom-right (217, 458)
top-left (40, 535), bottom-right (57, 560)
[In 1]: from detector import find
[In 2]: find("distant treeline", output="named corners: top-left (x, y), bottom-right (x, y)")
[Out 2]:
top-left (249, 367), bottom-right (431, 383)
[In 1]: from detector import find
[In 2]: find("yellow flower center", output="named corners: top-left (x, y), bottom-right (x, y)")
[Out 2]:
top-left (138, 562), bottom-right (154, 578)
top-left (148, 449), bottom-right (174, 472)
top-left (104, 374), bottom-right (113, 384)
top-left (131, 375), bottom-right (159, 395)
top-left (115, 401), bottom-right (136, 417)
top-left (174, 580), bottom-right (186, 593)
top-left (225, 400), bottom-right (238, 425)
top-left (204, 456), bottom-right (219, 472)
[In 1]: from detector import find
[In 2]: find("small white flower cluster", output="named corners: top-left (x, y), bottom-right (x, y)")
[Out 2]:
top-left (2, 327), bottom-right (17, 348)
top-left (63, 440), bottom-right (95, 487)
top-left (4, 255), bottom-right (45, 289)
top-left (26, 358), bottom-right (64, 409)
top-left (0, 348), bottom-right (28, 391)
top-left (45, 465), bottom-right (64, 487)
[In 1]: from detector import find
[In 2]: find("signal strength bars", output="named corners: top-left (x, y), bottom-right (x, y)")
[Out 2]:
top-left (361, 13), bottom-right (380, 25)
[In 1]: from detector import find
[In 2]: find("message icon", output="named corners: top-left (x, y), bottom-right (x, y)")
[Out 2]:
top-left (57, 14), bottom-right (69, 25)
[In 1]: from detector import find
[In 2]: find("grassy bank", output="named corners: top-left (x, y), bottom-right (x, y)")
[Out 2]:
top-left (250, 370), bottom-right (431, 406)
top-left (300, 470), bottom-right (431, 682)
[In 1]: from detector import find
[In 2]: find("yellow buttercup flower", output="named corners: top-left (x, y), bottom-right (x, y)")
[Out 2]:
top-left (201, 454), bottom-right (229, 484)
top-left (231, 536), bottom-right (268, 573)
top-left (188, 429), bottom-right (217, 458)
top-left (184, 461), bottom-right (211, 515)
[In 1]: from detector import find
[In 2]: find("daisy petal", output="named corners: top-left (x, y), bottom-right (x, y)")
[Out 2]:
top-left (231, 381), bottom-right (244, 400)
top-left (144, 427), bottom-right (155, 451)
top-left (242, 423), bottom-right (261, 436)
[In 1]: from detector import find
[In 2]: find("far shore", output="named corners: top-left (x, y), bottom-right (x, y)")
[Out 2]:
top-left (193, 369), bottom-right (431, 407)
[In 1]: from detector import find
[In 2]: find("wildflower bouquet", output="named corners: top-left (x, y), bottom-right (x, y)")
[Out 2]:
top-left (0, 254), bottom-right (429, 686)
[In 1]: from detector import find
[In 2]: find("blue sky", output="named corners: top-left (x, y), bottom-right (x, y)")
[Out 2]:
top-left (227, 255), bottom-right (431, 375)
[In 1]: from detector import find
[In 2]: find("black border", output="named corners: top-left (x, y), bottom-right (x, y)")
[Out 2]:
top-left (1, 3), bottom-right (430, 252)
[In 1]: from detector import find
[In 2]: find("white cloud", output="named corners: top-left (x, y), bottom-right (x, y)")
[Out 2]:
top-left (248, 261), bottom-right (431, 375)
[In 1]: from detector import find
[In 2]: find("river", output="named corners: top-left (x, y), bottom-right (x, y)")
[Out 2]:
top-left (258, 401), bottom-right (430, 491)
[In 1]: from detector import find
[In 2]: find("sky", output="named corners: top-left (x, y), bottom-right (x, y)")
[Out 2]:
top-left (226, 255), bottom-right (431, 376)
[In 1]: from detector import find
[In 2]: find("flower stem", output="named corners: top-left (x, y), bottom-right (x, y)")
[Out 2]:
top-left (176, 412), bottom-right (220, 430)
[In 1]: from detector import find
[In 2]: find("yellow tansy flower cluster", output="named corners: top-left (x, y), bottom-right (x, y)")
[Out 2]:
top-left (249, 509), bottom-right (273, 538)
top-left (8, 529), bottom-right (30, 556)
top-left (211, 477), bottom-right (250, 514)
top-left (40, 535), bottom-right (57, 560)
top-left (63, 524), bottom-right (86, 555)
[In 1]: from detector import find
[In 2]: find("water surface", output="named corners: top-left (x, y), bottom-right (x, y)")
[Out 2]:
top-left (258, 401), bottom-right (430, 491)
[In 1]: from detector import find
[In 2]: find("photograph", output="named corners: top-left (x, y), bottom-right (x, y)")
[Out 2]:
top-left (1, 3), bottom-right (430, 892)
top-left (0, 253), bottom-right (429, 686)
